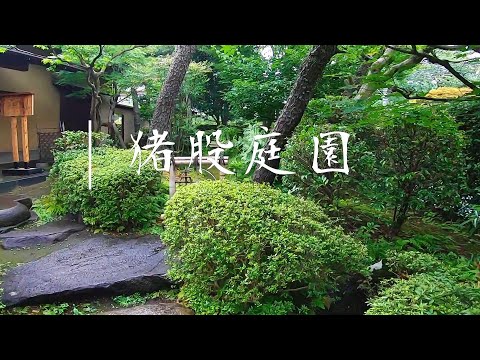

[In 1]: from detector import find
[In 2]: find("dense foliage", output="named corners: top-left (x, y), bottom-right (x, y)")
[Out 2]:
top-left (53, 130), bottom-right (113, 152)
top-left (5, 44), bottom-right (480, 315)
top-left (367, 251), bottom-right (480, 315)
top-left (162, 180), bottom-right (369, 314)
top-left (48, 147), bottom-right (168, 231)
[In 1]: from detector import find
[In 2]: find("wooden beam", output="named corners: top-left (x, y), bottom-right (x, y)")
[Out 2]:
top-left (169, 156), bottom-right (229, 165)
top-left (10, 117), bottom-right (19, 164)
top-left (21, 115), bottom-right (29, 166)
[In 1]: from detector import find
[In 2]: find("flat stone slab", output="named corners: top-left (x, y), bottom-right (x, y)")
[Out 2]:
top-left (100, 302), bottom-right (193, 315)
top-left (1, 234), bottom-right (170, 307)
top-left (0, 220), bottom-right (85, 249)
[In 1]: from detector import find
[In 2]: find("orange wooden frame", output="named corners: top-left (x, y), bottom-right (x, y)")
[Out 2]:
top-left (0, 93), bottom-right (34, 167)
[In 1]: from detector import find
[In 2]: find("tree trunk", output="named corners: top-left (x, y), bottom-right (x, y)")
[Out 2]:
top-left (112, 122), bottom-right (126, 149)
top-left (131, 87), bottom-right (142, 134)
top-left (186, 94), bottom-right (192, 119)
top-left (107, 94), bottom-right (126, 149)
top-left (221, 105), bottom-right (229, 125)
top-left (90, 90), bottom-right (102, 132)
top-left (354, 48), bottom-right (395, 100)
top-left (87, 69), bottom-right (103, 132)
top-left (390, 198), bottom-right (410, 237)
top-left (151, 45), bottom-right (197, 135)
top-left (253, 45), bottom-right (337, 185)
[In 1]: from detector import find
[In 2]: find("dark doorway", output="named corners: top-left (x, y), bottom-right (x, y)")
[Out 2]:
top-left (59, 89), bottom-right (90, 131)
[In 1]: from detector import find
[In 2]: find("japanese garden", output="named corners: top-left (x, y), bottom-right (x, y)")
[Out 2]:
top-left (0, 45), bottom-right (479, 315)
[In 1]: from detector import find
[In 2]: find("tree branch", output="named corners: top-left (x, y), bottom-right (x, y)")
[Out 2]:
top-left (431, 45), bottom-right (468, 51)
top-left (391, 86), bottom-right (451, 102)
top-left (110, 45), bottom-right (147, 62)
top-left (281, 286), bottom-right (309, 292)
top-left (90, 45), bottom-right (104, 68)
top-left (47, 45), bottom-right (87, 70)
top-left (387, 45), bottom-right (478, 90)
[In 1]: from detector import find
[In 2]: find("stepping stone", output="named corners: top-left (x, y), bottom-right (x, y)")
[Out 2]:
top-left (1, 234), bottom-right (170, 307)
top-left (100, 302), bottom-right (193, 315)
top-left (0, 195), bottom-right (31, 229)
top-left (0, 220), bottom-right (85, 249)
top-left (0, 210), bottom-right (39, 235)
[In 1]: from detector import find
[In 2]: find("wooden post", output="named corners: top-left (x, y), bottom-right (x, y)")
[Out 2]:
top-left (10, 117), bottom-right (19, 168)
top-left (169, 160), bottom-right (176, 198)
top-left (21, 115), bottom-right (30, 168)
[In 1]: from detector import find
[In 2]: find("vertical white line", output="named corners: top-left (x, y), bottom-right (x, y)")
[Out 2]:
top-left (88, 120), bottom-right (92, 191)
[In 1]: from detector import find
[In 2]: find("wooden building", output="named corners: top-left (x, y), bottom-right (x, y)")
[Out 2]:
top-left (0, 46), bottom-right (135, 166)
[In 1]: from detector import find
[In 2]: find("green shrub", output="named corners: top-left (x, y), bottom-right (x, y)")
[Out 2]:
top-left (53, 130), bottom-right (113, 152)
top-left (282, 122), bottom-right (357, 208)
top-left (366, 272), bottom-right (480, 315)
top-left (50, 147), bottom-right (168, 232)
top-left (385, 250), bottom-right (444, 275)
top-left (367, 251), bottom-right (480, 315)
top-left (32, 194), bottom-right (63, 225)
top-left (162, 180), bottom-right (369, 314)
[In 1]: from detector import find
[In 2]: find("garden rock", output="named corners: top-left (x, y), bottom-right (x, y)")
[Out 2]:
top-left (0, 220), bottom-right (85, 249)
top-left (1, 234), bottom-right (170, 306)
top-left (0, 199), bottom-right (31, 228)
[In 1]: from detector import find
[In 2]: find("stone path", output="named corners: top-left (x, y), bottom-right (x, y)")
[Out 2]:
top-left (100, 301), bottom-right (193, 315)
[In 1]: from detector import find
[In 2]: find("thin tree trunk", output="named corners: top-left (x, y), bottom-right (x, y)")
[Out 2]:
top-left (253, 45), bottom-right (337, 185)
top-left (390, 198), bottom-right (410, 237)
top-left (88, 69), bottom-right (103, 132)
top-left (131, 87), bottom-right (142, 134)
top-left (151, 45), bottom-right (197, 135)
top-left (186, 94), bottom-right (192, 119)
top-left (112, 122), bottom-right (125, 148)
top-left (107, 94), bottom-right (126, 149)
top-left (90, 90), bottom-right (102, 132)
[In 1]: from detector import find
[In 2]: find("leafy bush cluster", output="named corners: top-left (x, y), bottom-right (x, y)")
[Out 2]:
top-left (367, 271), bottom-right (480, 315)
top-left (49, 147), bottom-right (168, 232)
top-left (282, 100), bottom-right (467, 236)
top-left (162, 180), bottom-right (369, 314)
top-left (53, 130), bottom-right (113, 152)
top-left (366, 250), bottom-right (480, 315)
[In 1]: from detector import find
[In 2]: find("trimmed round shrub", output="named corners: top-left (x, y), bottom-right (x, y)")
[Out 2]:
top-left (49, 147), bottom-right (168, 232)
top-left (162, 180), bottom-right (369, 315)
